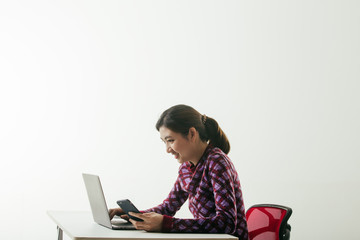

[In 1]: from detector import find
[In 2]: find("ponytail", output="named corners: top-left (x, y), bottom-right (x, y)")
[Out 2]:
top-left (203, 116), bottom-right (230, 154)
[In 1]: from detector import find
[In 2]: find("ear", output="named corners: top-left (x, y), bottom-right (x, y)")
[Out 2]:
top-left (187, 127), bottom-right (197, 142)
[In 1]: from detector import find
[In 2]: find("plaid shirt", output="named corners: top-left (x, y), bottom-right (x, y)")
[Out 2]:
top-left (143, 145), bottom-right (248, 240)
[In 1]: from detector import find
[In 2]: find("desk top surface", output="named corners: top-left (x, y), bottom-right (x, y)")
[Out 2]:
top-left (47, 211), bottom-right (238, 240)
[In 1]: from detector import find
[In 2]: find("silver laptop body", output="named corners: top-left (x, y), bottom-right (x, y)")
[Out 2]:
top-left (82, 173), bottom-right (135, 230)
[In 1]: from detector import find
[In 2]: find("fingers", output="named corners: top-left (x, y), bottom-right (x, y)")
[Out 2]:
top-left (129, 218), bottom-right (148, 231)
top-left (108, 209), bottom-right (116, 219)
top-left (108, 208), bottom-right (124, 220)
top-left (128, 212), bottom-right (145, 220)
top-left (120, 214), bottom-right (130, 221)
top-left (128, 212), bottom-right (148, 230)
top-left (128, 212), bottom-right (162, 232)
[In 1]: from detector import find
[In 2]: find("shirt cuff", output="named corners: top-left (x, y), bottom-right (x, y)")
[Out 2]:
top-left (162, 215), bottom-right (173, 232)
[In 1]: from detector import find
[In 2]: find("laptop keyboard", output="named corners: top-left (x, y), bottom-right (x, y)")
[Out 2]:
top-left (111, 217), bottom-right (136, 230)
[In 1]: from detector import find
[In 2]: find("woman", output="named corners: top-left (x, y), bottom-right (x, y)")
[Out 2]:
top-left (109, 104), bottom-right (248, 240)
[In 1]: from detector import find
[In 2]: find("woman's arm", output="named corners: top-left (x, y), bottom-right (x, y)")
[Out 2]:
top-left (142, 174), bottom-right (189, 217)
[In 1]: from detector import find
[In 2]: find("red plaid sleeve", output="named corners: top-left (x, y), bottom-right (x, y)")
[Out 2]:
top-left (142, 173), bottom-right (189, 216)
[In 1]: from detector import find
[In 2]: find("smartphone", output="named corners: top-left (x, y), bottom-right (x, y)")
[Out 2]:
top-left (116, 199), bottom-right (144, 222)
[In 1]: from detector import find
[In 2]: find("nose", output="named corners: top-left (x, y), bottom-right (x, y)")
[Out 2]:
top-left (166, 143), bottom-right (172, 153)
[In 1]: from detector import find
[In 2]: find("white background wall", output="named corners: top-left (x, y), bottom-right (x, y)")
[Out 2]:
top-left (0, 1), bottom-right (359, 239)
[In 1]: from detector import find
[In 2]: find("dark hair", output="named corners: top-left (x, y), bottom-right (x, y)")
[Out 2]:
top-left (156, 104), bottom-right (230, 154)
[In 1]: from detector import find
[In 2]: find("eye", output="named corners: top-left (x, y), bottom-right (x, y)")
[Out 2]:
top-left (167, 139), bottom-right (174, 143)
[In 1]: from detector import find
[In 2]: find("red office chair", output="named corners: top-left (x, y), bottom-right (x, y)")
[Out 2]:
top-left (246, 204), bottom-right (292, 240)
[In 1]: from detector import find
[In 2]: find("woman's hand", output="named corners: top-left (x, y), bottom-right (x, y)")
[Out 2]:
top-left (108, 208), bottom-right (129, 220)
top-left (128, 212), bottom-right (164, 232)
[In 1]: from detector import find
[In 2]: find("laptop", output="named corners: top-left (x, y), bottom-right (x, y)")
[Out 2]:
top-left (82, 173), bottom-right (136, 230)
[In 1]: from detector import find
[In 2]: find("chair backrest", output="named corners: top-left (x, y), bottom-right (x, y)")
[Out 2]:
top-left (246, 204), bottom-right (292, 240)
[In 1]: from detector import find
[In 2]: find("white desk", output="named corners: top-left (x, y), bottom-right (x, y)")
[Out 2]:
top-left (47, 211), bottom-right (238, 240)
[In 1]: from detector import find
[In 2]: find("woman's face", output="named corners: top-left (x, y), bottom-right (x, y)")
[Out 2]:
top-left (159, 126), bottom-right (194, 164)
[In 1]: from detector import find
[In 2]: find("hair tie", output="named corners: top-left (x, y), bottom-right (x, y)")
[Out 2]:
top-left (202, 114), bottom-right (207, 124)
